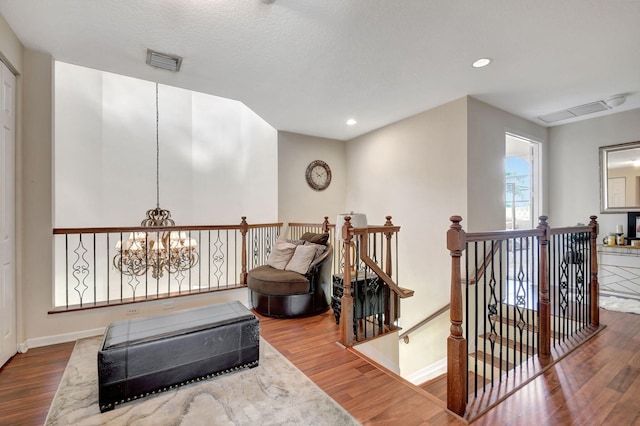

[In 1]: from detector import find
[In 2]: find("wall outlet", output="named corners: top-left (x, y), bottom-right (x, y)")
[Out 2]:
top-left (162, 301), bottom-right (175, 310)
top-left (126, 307), bottom-right (139, 315)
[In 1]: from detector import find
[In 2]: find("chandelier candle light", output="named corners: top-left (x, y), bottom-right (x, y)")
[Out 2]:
top-left (113, 83), bottom-right (199, 279)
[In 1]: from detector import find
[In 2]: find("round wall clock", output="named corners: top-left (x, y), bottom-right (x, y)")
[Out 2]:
top-left (305, 160), bottom-right (332, 191)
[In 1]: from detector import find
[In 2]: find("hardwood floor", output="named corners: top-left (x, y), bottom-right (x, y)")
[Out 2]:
top-left (257, 310), bottom-right (463, 425)
top-left (0, 308), bottom-right (639, 425)
top-left (0, 341), bottom-right (75, 425)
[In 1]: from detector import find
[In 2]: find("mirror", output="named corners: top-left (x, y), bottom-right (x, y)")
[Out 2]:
top-left (600, 141), bottom-right (640, 213)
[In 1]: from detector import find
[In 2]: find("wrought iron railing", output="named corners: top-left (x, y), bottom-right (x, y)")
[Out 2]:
top-left (447, 215), bottom-right (600, 420)
top-left (52, 218), bottom-right (281, 312)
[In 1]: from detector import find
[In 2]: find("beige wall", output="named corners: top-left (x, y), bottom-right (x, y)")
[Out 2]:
top-left (21, 49), bottom-right (54, 343)
top-left (549, 108), bottom-right (640, 234)
top-left (344, 96), bottom-right (549, 377)
top-left (346, 98), bottom-right (468, 375)
top-left (277, 131), bottom-right (346, 229)
top-left (467, 97), bottom-right (548, 232)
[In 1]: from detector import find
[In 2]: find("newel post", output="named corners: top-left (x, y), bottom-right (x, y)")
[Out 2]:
top-left (384, 216), bottom-right (394, 277)
top-left (340, 216), bottom-right (355, 347)
top-left (589, 215), bottom-right (599, 326)
top-left (537, 216), bottom-right (551, 358)
top-left (384, 216), bottom-right (397, 325)
top-left (322, 216), bottom-right (330, 233)
top-left (240, 216), bottom-right (249, 285)
top-left (447, 215), bottom-right (467, 417)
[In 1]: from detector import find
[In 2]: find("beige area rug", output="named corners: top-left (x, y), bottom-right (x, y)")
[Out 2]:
top-left (600, 295), bottom-right (640, 314)
top-left (45, 336), bottom-right (360, 426)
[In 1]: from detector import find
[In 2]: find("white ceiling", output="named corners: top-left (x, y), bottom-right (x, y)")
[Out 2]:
top-left (1, 0), bottom-right (639, 141)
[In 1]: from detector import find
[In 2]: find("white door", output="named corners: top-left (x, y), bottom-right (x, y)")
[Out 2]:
top-left (0, 60), bottom-right (16, 367)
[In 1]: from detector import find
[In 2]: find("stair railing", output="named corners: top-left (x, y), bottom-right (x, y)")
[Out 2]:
top-left (400, 241), bottom-right (501, 343)
top-left (339, 216), bottom-right (414, 347)
top-left (447, 215), bottom-right (600, 420)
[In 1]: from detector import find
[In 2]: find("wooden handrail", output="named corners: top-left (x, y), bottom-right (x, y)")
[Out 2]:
top-left (465, 227), bottom-right (542, 242)
top-left (356, 220), bottom-right (413, 299)
top-left (288, 222), bottom-right (336, 229)
top-left (398, 303), bottom-right (450, 343)
top-left (54, 221), bottom-right (283, 235)
top-left (359, 239), bottom-right (414, 299)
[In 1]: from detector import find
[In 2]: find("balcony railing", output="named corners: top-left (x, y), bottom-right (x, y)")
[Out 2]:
top-left (52, 217), bottom-right (281, 312)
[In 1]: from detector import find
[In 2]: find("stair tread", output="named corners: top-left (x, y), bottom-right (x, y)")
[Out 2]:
top-left (477, 334), bottom-right (536, 353)
top-left (491, 315), bottom-right (564, 338)
top-left (469, 350), bottom-right (517, 371)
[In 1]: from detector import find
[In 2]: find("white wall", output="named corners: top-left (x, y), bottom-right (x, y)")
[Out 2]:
top-left (277, 131), bottom-right (346, 229)
top-left (15, 52), bottom-right (277, 347)
top-left (0, 15), bottom-right (21, 75)
top-left (549, 108), bottom-right (640, 234)
top-left (346, 97), bottom-right (468, 375)
top-left (0, 13), bottom-right (24, 349)
top-left (54, 62), bottom-right (278, 227)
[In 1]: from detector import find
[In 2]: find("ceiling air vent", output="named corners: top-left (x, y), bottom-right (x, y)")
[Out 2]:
top-left (567, 101), bottom-right (610, 116)
top-left (146, 49), bottom-right (182, 72)
top-left (537, 100), bottom-right (611, 124)
top-left (537, 110), bottom-right (575, 124)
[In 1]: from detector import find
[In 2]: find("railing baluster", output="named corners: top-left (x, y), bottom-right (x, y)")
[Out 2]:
top-left (538, 216), bottom-right (550, 358)
top-left (53, 219), bottom-right (283, 312)
top-left (65, 234), bottom-right (69, 309)
top-left (106, 234), bottom-right (110, 304)
top-left (498, 240), bottom-right (503, 382)
top-left (506, 237), bottom-right (510, 378)
top-left (447, 215), bottom-right (600, 419)
top-left (464, 241), bottom-right (469, 399)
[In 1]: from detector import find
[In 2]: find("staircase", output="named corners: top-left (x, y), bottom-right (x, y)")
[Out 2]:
top-left (422, 295), bottom-right (591, 406)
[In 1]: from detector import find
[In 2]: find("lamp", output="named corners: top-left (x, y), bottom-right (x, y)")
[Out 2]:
top-left (113, 83), bottom-right (199, 279)
top-left (335, 212), bottom-right (368, 241)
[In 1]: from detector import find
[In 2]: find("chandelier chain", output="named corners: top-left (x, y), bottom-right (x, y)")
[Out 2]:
top-left (112, 81), bottom-right (199, 279)
top-left (155, 82), bottom-right (160, 209)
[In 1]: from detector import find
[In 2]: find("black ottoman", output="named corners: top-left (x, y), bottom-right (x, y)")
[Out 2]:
top-left (98, 301), bottom-right (259, 412)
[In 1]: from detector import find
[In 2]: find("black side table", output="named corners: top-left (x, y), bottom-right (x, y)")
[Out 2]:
top-left (331, 272), bottom-right (384, 326)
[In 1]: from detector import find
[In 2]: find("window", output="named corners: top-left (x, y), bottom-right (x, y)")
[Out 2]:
top-left (505, 133), bottom-right (540, 230)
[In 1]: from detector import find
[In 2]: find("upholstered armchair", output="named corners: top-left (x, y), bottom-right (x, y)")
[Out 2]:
top-left (247, 232), bottom-right (333, 318)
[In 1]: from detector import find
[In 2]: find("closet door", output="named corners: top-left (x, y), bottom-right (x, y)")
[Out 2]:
top-left (0, 60), bottom-right (16, 367)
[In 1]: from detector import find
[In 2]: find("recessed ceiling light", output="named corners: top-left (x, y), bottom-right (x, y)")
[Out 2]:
top-left (472, 58), bottom-right (492, 68)
top-left (346, 118), bottom-right (357, 126)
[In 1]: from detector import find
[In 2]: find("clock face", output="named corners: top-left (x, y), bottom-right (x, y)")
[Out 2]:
top-left (305, 160), bottom-right (332, 191)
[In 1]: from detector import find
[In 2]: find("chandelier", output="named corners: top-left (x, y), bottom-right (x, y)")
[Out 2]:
top-left (113, 83), bottom-right (199, 279)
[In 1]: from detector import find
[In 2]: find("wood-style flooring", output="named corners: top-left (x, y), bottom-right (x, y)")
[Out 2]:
top-left (1, 307), bottom-right (639, 425)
